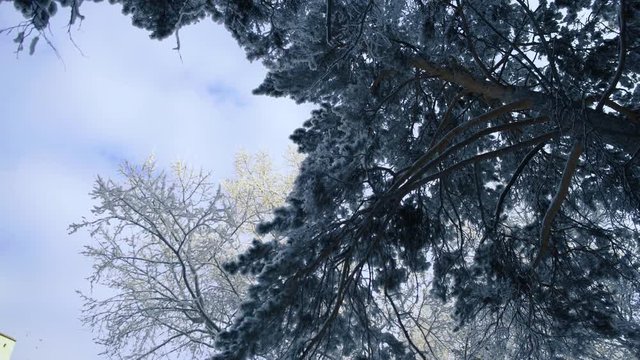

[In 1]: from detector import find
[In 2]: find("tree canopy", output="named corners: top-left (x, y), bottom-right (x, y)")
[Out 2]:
top-left (9, 0), bottom-right (640, 358)
top-left (70, 152), bottom-right (300, 359)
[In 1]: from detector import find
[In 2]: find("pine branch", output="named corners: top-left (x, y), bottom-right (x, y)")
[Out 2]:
top-left (492, 141), bottom-right (546, 231)
top-left (410, 57), bottom-right (640, 154)
top-left (396, 131), bottom-right (559, 198)
top-left (326, 0), bottom-right (333, 44)
top-left (410, 57), bottom-right (517, 101)
top-left (397, 116), bottom-right (549, 197)
top-left (596, 0), bottom-right (628, 112)
top-left (392, 99), bottom-right (533, 192)
top-left (533, 140), bottom-right (584, 268)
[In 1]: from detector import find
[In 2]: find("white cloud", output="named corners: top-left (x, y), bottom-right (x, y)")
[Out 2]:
top-left (0, 2), bottom-right (313, 359)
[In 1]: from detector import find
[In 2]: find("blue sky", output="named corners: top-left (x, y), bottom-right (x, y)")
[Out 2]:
top-left (0, 3), bottom-right (312, 359)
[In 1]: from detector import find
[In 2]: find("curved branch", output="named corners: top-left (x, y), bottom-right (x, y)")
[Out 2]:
top-left (397, 131), bottom-right (559, 197)
top-left (392, 99), bottom-right (533, 192)
top-left (533, 140), bottom-right (584, 267)
top-left (410, 57), bottom-right (518, 100)
top-left (492, 141), bottom-right (546, 230)
top-left (384, 290), bottom-right (428, 360)
top-left (398, 116), bottom-right (549, 197)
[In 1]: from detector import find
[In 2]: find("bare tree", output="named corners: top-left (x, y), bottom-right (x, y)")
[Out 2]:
top-left (70, 153), bottom-right (298, 359)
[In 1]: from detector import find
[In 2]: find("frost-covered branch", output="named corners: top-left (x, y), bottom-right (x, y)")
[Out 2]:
top-left (534, 140), bottom-right (584, 267)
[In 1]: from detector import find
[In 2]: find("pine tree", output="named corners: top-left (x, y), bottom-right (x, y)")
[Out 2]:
top-left (9, 0), bottom-right (640, 358)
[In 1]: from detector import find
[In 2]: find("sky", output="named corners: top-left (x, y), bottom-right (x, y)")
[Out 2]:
top-left (0, 3), bottom-right (312, 359)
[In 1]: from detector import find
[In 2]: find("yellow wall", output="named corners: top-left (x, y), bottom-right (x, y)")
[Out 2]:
top-left (0, 333), bottom-right (15, 360)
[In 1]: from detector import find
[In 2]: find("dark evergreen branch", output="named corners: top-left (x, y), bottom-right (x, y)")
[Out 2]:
top-left (533, 140), bottom-right (584, 268)
top-left (473, 162), bottom-right (489, 229)
top-left (602, 99), bottom-right (639, 122)
top-left (392, 99), bottom-right (533, 192)
top-left (410, 57), bottom-right (520, 101)
top-left (456, 0), bottom-right (503, 87)
top-left (464, 0), bottom-right (553, 93)
top-left (326, 0), bottom-right (333, 44)
top-left (623, 145), bottom-right (640, 204)
top-left (514, 0), bottom-right (563, 93)
top-left (428, 91), bottom-right (464, 149)
top-left (300, 254), bottom-right (353, 359)
top-left (596, 0), bottom-right (628, 112)
top-left (492, 141), bottom-right (546, 232)
top-left (397, 131), bottom-right (559, 197)
top-left (397, 115), bottom-right (549, 197)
